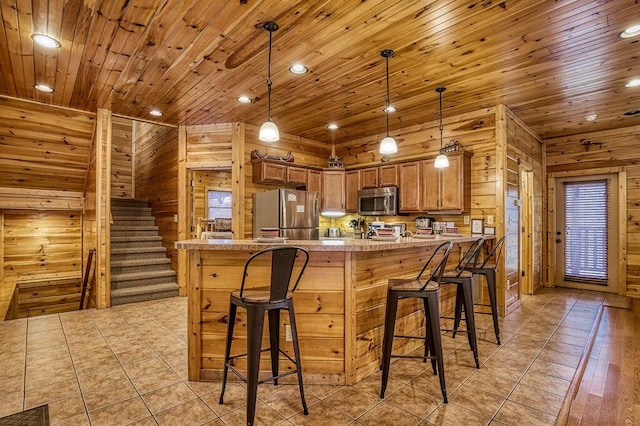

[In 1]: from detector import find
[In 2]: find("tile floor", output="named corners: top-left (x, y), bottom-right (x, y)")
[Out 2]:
top-left (0, 288), bottom-right (606, 425)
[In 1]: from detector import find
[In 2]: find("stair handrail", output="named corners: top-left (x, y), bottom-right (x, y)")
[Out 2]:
top-left (79, 249), bottom-right (96, 310)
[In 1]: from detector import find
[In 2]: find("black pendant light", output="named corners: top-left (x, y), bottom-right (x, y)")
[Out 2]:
top-left (379, 49), bottom-right (397, 155)
top-left (434, 87), bottom-right (449, 168)
top-left (259, 21), bottom-right (280, 142)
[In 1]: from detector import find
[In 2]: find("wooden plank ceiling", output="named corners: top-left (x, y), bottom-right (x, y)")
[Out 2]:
top-left (0, 0), bottom-right (639, 145)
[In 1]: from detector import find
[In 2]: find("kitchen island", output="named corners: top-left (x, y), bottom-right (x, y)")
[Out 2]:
top-left (176, 236), bottom-right (485, 385)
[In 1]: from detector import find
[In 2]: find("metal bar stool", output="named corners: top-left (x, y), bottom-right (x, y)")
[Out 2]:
top-left (440, 237), bottom-right (485, 368)
top-left (380, 241), bottom-right (453, 403)
top-left (464, 236), bottom-right (505, 344)
top-left (219, 246), bottom-right (310, 426)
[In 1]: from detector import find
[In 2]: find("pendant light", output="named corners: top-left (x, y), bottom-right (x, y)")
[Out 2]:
top-left (379, 49), bottom-right (397, 155)
top-left (259, 22), bottom-right (280, 142)
top-left (434, 87), bottom-right (450, 168)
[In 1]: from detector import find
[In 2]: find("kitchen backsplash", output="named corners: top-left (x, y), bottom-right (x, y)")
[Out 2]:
top-left (319, 213), bottom-right (474, 237)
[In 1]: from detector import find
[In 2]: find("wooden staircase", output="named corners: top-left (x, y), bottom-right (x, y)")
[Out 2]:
top-left (110, 199), bottom-right (179, 305)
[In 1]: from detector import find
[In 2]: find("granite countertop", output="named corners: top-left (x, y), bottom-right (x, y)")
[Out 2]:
top-left (175, 235), bottom-right (489, 252)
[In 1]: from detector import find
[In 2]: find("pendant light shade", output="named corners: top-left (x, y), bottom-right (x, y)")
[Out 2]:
top-left (434, 87), bottom-right (449, 169)
top-left (259, 22), bottom-right (280, 142)
top-left (379, 49), bottom-right (397, 155)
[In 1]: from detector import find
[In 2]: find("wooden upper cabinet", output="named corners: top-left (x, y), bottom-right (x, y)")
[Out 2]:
top-left (345, 170), bottom-right (360, 213)
top-left (287, 166), bottom-right (307, 185)
top-left (321, 170), bottom-right (346, 212)
top-left (253, 160), bottom-right (286, 183)
top-left (398, 161), bottom-right (421, 212)
top-left (421, 152), bottom-right (471, 213)
top-left (379, 164), bottom-right (399, 187)
top-left (360, 168), bottom-right (379, 188)
top-left (307, 169), bottom-right (322, 196)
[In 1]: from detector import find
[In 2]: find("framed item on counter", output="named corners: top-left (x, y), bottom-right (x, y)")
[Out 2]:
top-left (471, 219), bottom-right (484, 234)
top-left (483, 226), bottom-right (496, 235)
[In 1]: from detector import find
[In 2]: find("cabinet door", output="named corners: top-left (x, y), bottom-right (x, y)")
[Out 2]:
top-left (398, 161), bottom-right (421, 212)
top-left (253, 161), bottom-right (286, 183)
top-left (440, 153), bottom-right (470, 212)
top-left (321, 171), bottom-right (345, 212)
top-left (287, 166), bottom-right (307, 185)
top-left (307, 170), bottom-right (322, 197)
top-left (421, 160), bottom-right (440, 211)
top-left (360, 168), bottom-right (379, 188)
top-left (345, 170), bottom-right (360, 213)
top-left (379, 164), bottom-right (398, 187)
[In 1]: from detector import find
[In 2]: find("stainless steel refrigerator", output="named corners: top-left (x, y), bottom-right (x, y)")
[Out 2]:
top-left (253, 189), bottom-right (320, 240)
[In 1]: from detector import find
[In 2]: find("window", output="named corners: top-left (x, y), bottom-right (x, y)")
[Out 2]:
top-left (207, 190), bottom-right (232, 219)
top-left (563, 179), bottom-right (608, 285)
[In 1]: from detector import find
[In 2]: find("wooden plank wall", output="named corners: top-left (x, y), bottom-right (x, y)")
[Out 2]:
top-left (545, 125), bottom-right (640, 298)
top-left (504, 109), bottom-right (545, 294)
top-left (134, 122), bottom-right (179, 272)
top-left (0, 96), bottom-right (95, 192)
top-left (185, 123), bottom-right (234, 169)
top-left (111, 116), bottom-right (134, 199)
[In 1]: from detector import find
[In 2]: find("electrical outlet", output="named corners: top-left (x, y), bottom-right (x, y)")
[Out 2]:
top-left (463, 215), bottom-right (470, 224)
top-left (487, 215), bottom-right (494, 225)
top-left (173, 214), bottom-right (178, 223)
top-left (285, 324), bottom-right (292, 342)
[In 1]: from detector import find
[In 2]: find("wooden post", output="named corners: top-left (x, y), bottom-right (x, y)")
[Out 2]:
top-left (188, 249), bottom-right (202, 380)
top-left (177, 125), bottom-right (188, 296)
top-left (232, 122), bottom-right (245, 239)
top-left (494, 105), bottom-right (507, 316)
top-left (95, 109), bottom-right (112, 309)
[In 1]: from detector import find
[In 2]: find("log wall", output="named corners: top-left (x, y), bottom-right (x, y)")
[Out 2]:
top-left (134, 122), bottom-right (180, 272)
top-left (545, 125), bottom-right (640, 298)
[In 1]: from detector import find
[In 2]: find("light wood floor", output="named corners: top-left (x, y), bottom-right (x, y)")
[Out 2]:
top-left (564, 304), bottom-right (640, 425)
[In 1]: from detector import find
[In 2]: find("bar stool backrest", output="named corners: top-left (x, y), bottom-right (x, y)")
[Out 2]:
top-left (415, 241), bottom-right (454, 291)
top-left (238, 246), bottom-right (310, 303)
top-left (451, 237), bottom-right (485, 278)
top-left (479, 236), bottom-right (505, 269)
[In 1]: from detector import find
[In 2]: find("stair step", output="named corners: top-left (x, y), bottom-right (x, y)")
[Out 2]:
top-left (111, 215), bottom-right (155, 222)
top-left (111, 247), bottom-right (167, 255)
top-left (111, 225), bottom-right (159, 232)
top-left (111, 199), bottom-right (150, 207)
top-left (111, 269), bottom-right (176, 282)
top-left (111, 283), bottom-right (179, 306)
top-left (111, 258), bottom-right (171, 268)
top-left (111, 235), bottom-right (162, 243)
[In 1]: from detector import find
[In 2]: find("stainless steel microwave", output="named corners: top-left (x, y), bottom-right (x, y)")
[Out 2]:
top-left (358, 186), bottom-right (398, 216)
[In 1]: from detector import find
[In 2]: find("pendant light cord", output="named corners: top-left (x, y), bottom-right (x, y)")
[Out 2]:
top-left (266, 29), bottom-right (273, 121)
top-left (438, 87), bottom-right (445, 151)
top-left (385, 56), bottom-right (390, 137)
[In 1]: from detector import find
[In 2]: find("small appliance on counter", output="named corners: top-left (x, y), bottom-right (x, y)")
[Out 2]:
top-left (327, 227), bottom-right (341, 238)
top-left (384, 223), bottom-right (406, 237)
top-left (415, 216), bottom-right (435, 229)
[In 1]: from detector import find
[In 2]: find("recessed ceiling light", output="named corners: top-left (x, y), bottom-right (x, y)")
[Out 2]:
top-left (625, 78), bottom-right (640, 87)
top-left (584, 113), bottom-right (597, 122)
top-left (31, 34), bottom-right (61, 48)
top-left (149, 109), bottom-right (162, 117)
top-left (289, 63), bottom-right (308, 75)
top-left (625, 78), bottom-right (640, 88)
top-left (236, 95), bottom-right (252, 104)
top-left (327, 123), bottom-right (339, 130)
top-left (619, 24), bottom-right (640, 38)
top-left (34, 84), bottom-right (54, 93)
top-left (383, 105), bottom-right (397, 113)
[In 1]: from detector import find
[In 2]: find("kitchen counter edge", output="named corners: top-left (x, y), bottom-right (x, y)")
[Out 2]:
top-left (175, 236), bottom-right (492, 252)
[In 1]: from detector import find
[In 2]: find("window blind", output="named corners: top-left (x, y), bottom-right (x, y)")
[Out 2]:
top-left (563, 180), bottom-right (608, 285)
